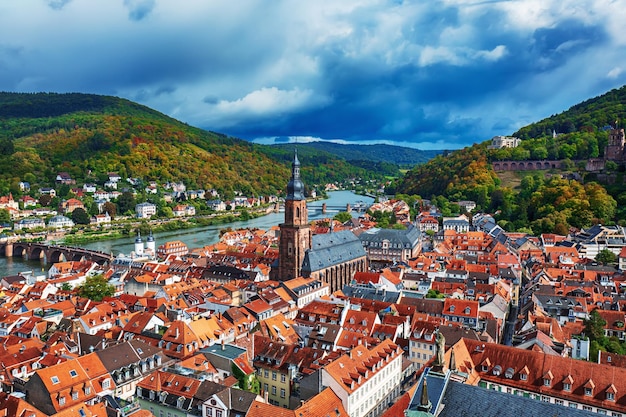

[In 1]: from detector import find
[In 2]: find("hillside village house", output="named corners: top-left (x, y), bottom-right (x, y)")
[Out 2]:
top-left (135, 202), bottom-right (157, 219)
top-left (47, 215), bottom-right (74, 230)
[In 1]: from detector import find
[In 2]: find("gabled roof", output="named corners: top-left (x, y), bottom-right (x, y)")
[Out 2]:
top-left (302, 230), bottom-right (367, 273)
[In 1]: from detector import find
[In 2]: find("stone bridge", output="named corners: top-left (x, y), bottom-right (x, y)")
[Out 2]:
top-left (492, 160), bottom-right (565, 171)
top-left (0, 242), bottom-right (113, 265)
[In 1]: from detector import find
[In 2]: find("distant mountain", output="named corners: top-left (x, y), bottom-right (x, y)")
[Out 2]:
top-left (269, 142), bottom-right (440, 168)
top-left (0, 92), bottom-right (389, 197)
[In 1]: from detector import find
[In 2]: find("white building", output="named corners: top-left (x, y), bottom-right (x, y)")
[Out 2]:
top-left (321, 339), bottom-right (403, 417)
top-left (47, 215), bottom-right (75, 230)
top-left (488, 135), bottom-right (521, 149)
top-left (135, 202), bottom-right (157, 219)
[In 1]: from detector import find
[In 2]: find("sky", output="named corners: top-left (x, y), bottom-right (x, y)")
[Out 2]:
top-left (1, 1), bottom-right (626, 150)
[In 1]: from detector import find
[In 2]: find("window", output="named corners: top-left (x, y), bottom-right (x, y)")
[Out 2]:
top-left (84, 386), bottom-right (91, 395)
top-left (263, 383), bottom-right (268, 393)
top-left (585, 388), bottom-right (593, 396)
top-left (583, 405), bottom-right (593, 411)
top-left (280, 388), bottom-right (286, 398)
top-left (281, 374), bottom-right (286, 383)
top-left (272, 371), bottom-right (277, 381)
top-left (520, 373), bottom-right (527, 381)
top-left (543, 379), bottom-right (551, 387)
top-left (264, 370), bottom-right (269, 378)
top-left (216, 410), bottom-right (222, 417)
top-left (272, 386), bottom-right (277, 395)
top-left (607, 392), bottom-right (615, 401)
top-left (563, 383), bottom-right (571, 391)
top-left (51, 376), bottom-right (60, 384)
top-left (69, 369), bottom-right (78, 378)
top-left (59, 397), bottom-right (65, 406)
top-left (72, 391), bottom-right (79, 400)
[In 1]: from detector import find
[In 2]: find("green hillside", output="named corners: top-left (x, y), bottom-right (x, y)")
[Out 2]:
top-left (0, 92), bottom-right (387, 198)
top-left (514, 85), bottom-right (626, 139)
top-left (396, 85), bottom-right (626, 234)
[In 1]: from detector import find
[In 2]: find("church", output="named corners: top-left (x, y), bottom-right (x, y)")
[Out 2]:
top-left (274, 152), bottom-right (368, 292)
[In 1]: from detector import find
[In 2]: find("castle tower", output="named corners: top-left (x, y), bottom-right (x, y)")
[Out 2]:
top-left (278, 150), bottom-right (312, 280)
top-left (605, 127), bottom-right (626, 161)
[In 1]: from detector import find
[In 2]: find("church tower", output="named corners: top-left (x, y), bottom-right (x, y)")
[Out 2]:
top-left (278, 150), bottom-right (312, 280)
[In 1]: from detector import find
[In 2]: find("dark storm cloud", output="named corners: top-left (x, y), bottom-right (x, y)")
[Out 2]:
top-left (1, 1), bottom-right (626, 150)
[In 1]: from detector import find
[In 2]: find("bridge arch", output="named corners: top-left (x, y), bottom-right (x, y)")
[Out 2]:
top-left (29, 246), bottom-right (45, 261)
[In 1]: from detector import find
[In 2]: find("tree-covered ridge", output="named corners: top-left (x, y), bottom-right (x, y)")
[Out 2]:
top-left (397, 144), bottom-right (500, 206)
top-left (258, 144), bottom-right (399, 181)
top-left (269, 142), bottom-right (440, 168)
top-left (395, 84), bottom-right (626, 234)
top-left (0, 92), bottom-right (387, 197)
top-left (513, 85), bottom-right (626, 140)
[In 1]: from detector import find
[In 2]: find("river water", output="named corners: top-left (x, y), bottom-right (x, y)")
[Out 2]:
top-left (0, 191), bottom-right (373, 277)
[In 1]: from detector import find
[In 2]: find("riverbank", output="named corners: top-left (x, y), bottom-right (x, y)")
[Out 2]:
top-left (61, 206), bottom-right (272, 245)
top-left (0, 191), bottom-right (375, 277)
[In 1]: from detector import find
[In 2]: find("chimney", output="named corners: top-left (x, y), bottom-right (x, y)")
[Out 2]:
top-left (221, 340), bottom-right (225, 351)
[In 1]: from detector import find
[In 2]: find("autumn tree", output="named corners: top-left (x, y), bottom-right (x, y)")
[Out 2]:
top-left (102, 201), bottom-right (117, 218)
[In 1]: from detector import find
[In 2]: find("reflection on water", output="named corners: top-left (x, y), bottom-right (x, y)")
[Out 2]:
top-left (0, 191), bottom-right (373, 277)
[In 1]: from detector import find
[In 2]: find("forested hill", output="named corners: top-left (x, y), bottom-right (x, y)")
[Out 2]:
top-left (396, 85), bottom-right (626, 235)
top-left (269, 142), bottom-right (440, 169)
top-left (0, 92), bottom-right (385, 198)
top-left (514, 85), bottom-right (626, 139)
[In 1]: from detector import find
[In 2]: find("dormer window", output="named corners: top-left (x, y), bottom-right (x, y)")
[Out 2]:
top-left (543, 371), bottom-right (553, 387)
top-left (449, 305), bottom-right (456, 313)
top-left (606, 384), bottom-right (617, 401)
top-left (564, 383), bottom-right (571, 391)
top-left (585, 387), bottom-right (593, 396)
top-left (464, 307), bottom-right (471, 315)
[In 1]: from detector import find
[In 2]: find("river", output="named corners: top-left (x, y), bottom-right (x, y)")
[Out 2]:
top-left (0, 191), bottom-right (373, 277)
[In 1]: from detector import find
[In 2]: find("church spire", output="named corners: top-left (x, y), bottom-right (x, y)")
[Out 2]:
top-left (286, 149), bottom-right (305, 200)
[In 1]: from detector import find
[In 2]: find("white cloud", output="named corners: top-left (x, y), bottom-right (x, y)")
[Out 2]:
top-left (607, 67), bottom-right (623, 79)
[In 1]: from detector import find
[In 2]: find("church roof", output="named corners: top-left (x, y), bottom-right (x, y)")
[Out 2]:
top-left (301, 230), bottom-right (367, 273)
top-left (359, 225), bottom-right (421, 247)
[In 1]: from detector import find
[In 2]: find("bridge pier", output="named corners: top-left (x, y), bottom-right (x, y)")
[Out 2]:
top-left (4, 243), bottom-right (12, 258)
top-left (274, 202), bottom-right (280, 213)
top-left (346, 203), bottom-right (351, 213)
top-left (322, 203), bottom-right (327, 214)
